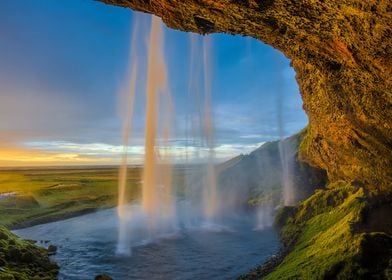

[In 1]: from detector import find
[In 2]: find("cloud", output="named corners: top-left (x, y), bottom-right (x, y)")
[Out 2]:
top-left (0, 2), bottom-right (309, 167)
top-left (0, 139), bottom-right (266, 166)
top-left (0, 146), bottom-right (114, 167)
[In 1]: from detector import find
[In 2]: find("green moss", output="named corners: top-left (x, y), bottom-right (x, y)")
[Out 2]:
top-left (0, 227), bottom-right (58, 279)
top-left (298, 126), bottom-right (312, 162)
top-left (266, 183), bottom-right (391, 279)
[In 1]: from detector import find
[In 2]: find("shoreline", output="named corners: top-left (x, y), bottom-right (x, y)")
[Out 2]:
top-left (12, 206), bottom-right (283, 280)
top-left (10, 205), bottom-right (115, 230)
top-left (238, 246), bottom-right (290, 279)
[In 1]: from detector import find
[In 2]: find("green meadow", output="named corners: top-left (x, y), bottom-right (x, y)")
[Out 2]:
top-left (0, 167), bottom-right (142, 228)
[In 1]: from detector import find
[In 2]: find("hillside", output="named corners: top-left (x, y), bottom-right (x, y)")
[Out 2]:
top-left (218, 130), bottom-right (327, 208)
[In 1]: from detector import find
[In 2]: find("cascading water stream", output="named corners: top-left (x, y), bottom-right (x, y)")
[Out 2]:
top-left (184, 34), bottom-right (219, 225)
top-left (142, 15), bottom-right (169, 226)
top-left (116, 15), bottom-right (175, 254)
top-left (117, 13), bottom-right (227, 255)
top-left (275, 56), bottom-right (296, 207)
top-left (201, 36), bottom-right (218, 223)
top-left (116, 16), bottom-right (140, 255)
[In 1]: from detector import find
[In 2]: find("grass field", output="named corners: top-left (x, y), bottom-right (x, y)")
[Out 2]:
top-left (0, 167), bottom-right (143, 228)
top-left (0, 142), bottom-right (282, 230)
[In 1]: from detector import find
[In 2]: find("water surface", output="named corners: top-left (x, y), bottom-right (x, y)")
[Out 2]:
top-left (15, 207), bottom-right (279, 280)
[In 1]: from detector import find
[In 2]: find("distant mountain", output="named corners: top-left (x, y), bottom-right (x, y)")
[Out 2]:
top-left (217, 130), bottom-right (327, 208)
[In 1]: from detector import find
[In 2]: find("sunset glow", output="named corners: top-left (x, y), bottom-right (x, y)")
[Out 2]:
top-left (0, 0), bottom-right (307, 167)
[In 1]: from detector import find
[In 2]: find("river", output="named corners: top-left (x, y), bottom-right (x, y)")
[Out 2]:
top-left (15, 206), bottom-right (279, 280)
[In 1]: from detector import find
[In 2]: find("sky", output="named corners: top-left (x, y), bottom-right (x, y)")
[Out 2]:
top-left (0, 0), bottom-right (308, 166)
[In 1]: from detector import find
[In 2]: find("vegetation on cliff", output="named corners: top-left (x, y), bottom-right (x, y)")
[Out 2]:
top-left (0, 226), bottom-right (58, 280)
top-left (244, 182), bottom-right (392, 279)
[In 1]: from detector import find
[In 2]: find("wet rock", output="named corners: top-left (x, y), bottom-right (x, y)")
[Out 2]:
top-left (95, 274), bottom-right (113, 280)
top-left (47, 245), bottom-right (57, 255)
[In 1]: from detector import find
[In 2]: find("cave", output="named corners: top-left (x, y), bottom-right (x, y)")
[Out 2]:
top-left (94, 1), bottom-right (392, 278)
top-left (0, 1), bottom-right (390, 279)
top-left (98, 0), bottom-right (392, 192)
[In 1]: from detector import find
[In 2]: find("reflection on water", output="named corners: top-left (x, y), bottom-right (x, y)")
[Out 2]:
top-left (15, 206), bottom-right (279, 280)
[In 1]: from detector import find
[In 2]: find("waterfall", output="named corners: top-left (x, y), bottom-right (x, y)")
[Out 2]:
top-left (116, 14), bottom-right (221, 254)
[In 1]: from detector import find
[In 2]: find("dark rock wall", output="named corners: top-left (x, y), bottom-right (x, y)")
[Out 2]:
top-left (98, 0), bottom-right (392, 192)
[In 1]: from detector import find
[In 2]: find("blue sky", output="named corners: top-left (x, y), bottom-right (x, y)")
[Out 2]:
top-left (0, 0), bottom-right (307, 166)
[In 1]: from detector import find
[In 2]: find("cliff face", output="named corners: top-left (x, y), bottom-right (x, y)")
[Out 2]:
top-left (99, 0), bottom-right (392, 192)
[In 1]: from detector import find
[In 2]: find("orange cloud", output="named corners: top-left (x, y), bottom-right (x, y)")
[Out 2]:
top-left (0, 146), bottom-right (113, 167)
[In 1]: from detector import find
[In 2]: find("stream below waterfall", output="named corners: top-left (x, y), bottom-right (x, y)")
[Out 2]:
top-left (15, 206), bottom-right (280, 280)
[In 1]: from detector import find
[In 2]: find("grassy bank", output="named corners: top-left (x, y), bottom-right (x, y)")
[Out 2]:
top-left (0, 226), bottom-right (58, 279)
top-left (0, 167), bottom-right (142, 228)
top-left (243, 182), bottom-right (392, 279)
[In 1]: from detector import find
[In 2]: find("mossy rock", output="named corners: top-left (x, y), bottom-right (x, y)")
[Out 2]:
top-left (0, 227), bottom-right (58, 280)
top-left (265, 183), bottom-right (392, 279)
